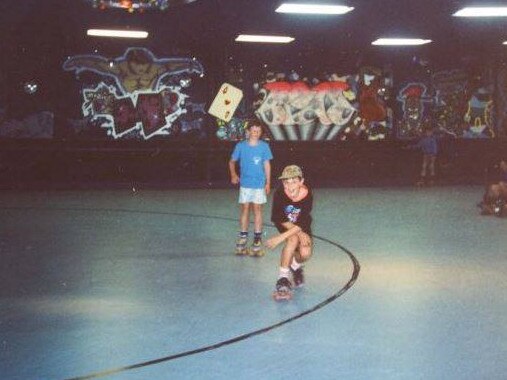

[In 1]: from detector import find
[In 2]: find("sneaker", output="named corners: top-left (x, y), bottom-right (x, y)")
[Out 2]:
top-left (276, 277), bottom-right (292, 293)
top-left (291, 267), bottom-right (305, 288)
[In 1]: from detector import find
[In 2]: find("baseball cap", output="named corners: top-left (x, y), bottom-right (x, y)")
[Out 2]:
top-left (278, 165), bottom-right (303, 180)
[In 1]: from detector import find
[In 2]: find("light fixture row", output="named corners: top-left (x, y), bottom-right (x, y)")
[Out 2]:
top-left (235, 3), bottom-right (507, 45)
top-left (275, 3), bottom-right (507, 17)
top-left (86, 4), bottom-right (507, 44)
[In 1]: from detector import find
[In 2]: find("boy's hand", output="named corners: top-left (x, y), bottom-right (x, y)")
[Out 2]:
top-left (265, 182), bottom-right (271, 195)
top-left (231, 174), bottom-right (240, 185)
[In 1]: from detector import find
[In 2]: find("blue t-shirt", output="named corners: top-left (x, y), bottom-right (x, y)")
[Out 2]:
top-left (416, 135), bottom-right (438, 155)
top-left (231, 140), bottom-right (273, 189)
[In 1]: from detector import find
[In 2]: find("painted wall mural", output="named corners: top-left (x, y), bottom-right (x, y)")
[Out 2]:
top-left (63, 47), bottom-right (205, 140)
top-left (217, 67), bottom-right (392, 141)
top-left (396, 69), bottom-right (495, 139)
top-left (431, 69), bottom-right (469, 137)
top-left (396, 83), bottom-right (433, 139)
top-left (498, 67), bottom-right (507, 137)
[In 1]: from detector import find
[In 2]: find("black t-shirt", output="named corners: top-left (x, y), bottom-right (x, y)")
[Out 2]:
top-left (271, 185), bottom-right (313, 235)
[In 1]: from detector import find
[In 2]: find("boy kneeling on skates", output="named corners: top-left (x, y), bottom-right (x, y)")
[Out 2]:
top-left (478, 158), bottom-right (507, 217)
top-left (266, 165), bottom-right (313, 300)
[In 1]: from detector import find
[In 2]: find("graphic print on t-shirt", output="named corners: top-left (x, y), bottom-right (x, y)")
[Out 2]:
top-left (285, 205), bottom-right (301, 223)
top-left (253, 156), bottom-right (261, 165)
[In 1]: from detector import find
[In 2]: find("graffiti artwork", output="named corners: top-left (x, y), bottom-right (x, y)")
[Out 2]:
top-left (497, 67), bottom-right (507, 137)
top-left (463, 88), bottom-right (494, 138)
top-left (431, 69), bottom-right (469, 137)
top-left (233, 68), bottom-right (392, 142)
top-left (396, 83), bottom-right (433, 139)
top-left (63, 47), bottom-right (204, 139)
top-left (254, 76), bottom-right (358, 141)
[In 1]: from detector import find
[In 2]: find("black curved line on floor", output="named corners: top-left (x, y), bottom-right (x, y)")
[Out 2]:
top-left (0, 206), bottom-right (360, 380)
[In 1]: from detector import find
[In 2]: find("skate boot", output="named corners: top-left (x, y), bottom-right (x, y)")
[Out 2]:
top-left (272, 277), bottom-right (292, 301)
top-left (291, 266), bottom-right (305, 288)
top-left (235, 236), bottom-right (248, 255)
top-left (494, 198), bottom-right (505, 217)
top-left (416, 176), bottom-right (426, 187)
top-left (248, 240), bottom-right (265, 257)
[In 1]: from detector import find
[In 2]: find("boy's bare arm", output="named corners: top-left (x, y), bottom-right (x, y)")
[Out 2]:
top-left (264, 160), bottom-right (271, 195)
top-left (265, 225), bottom-right (302, 249)
top-left (229, 159), bottom-right (239, 184)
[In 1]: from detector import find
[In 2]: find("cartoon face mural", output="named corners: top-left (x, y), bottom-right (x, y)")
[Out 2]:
top-left (397, 83), bottom-right (433, 138)
top-left (463, 86), bottom-right (495, 138)
top-left (63, 47), bottom-right (205, 139)
top-left (431, 70), bottom-right (469, 137)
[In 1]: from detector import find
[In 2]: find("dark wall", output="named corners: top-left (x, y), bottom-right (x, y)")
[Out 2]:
top-left (1, 138), bottom-right (504, 189)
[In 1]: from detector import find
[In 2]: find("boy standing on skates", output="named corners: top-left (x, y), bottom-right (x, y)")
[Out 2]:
top-left (411, 126), bottom-right (438, 186)
top-left (266, 165), bottom-right (313, 300)
top-left (229, 120), bottom-right (273, 256)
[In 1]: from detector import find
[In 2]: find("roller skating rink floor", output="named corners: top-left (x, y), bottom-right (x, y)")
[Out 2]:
top-left (1, 186), bottom-right (507, 379)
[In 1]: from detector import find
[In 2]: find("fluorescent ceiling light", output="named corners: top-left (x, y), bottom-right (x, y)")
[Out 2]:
top-left (87, 29), bottom-right (149, 38)
top-left (453, 7), bottom-right (507, 17)
top-left (503, 41), bottom-right (507, 45)
top-left (372, 38), bottom-right (432, 46)
top-left (275, 3), bottom-right (354, 14)
top-left (235, 34), bottom-right (295, 43)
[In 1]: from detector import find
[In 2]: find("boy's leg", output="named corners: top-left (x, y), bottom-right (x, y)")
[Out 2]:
top-left (418, 155), bottom-right (428, 185)
top-left (235, 203), bottom-right (250, 255)
top-left (239, 202), bottom-right (250, 232)
top-left (291, 238), bottom-right (313, 287)
top-left (252, 203), bottom-right (263, 235)
top-left (281, 235), bottom-right (299, 268)
top-left (249, 203), bottom-right (265, 257)
top-left (273, 236), bottom-right (299, 301)
top-left (480, 184), bottom-right (501, 215)
top-left (428, 155), bottom-right (436, 184)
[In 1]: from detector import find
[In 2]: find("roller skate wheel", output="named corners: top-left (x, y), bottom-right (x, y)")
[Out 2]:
top-left (272, 290), bottom-right (292, 301)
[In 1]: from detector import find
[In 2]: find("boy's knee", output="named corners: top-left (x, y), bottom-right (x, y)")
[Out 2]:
top-left (298, 246), bottom-right (313, 262)
top-left (287, 235), bottom-right (299, 245)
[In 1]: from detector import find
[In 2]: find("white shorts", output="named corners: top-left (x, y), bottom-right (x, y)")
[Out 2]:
top-left (239, 187), bottom-right (267, 204)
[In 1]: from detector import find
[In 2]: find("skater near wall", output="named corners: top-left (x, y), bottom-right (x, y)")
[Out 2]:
top-left (229, 119), bottom-right (273, 256)
top-left (408, 126), bottom-right (438, 186)
top-left (478, 158), bottom-right (507, 216)
top-left (266, 165), bottom-right (313, 300)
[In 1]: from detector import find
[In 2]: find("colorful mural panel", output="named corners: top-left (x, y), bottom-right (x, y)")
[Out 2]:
top-left (396, 83), bottom-right (433, 139)
top-left (216, 67), bottom-right (392, 141)
top-left (63, 48), bottom-right (205, 140)
top-left (498, 67), bottom-right (507, 137)
top-left (396, 68), bottom-right (495, 140)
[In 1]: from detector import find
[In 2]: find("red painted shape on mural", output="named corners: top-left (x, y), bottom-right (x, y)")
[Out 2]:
top-left (137, 93), bottom-right (166, 137)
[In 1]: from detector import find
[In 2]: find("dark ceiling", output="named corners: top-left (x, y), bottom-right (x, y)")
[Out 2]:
top-left (1, 0), bottom-right (507, 111)
top-left (2, 1), bottom-right (507, 59)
